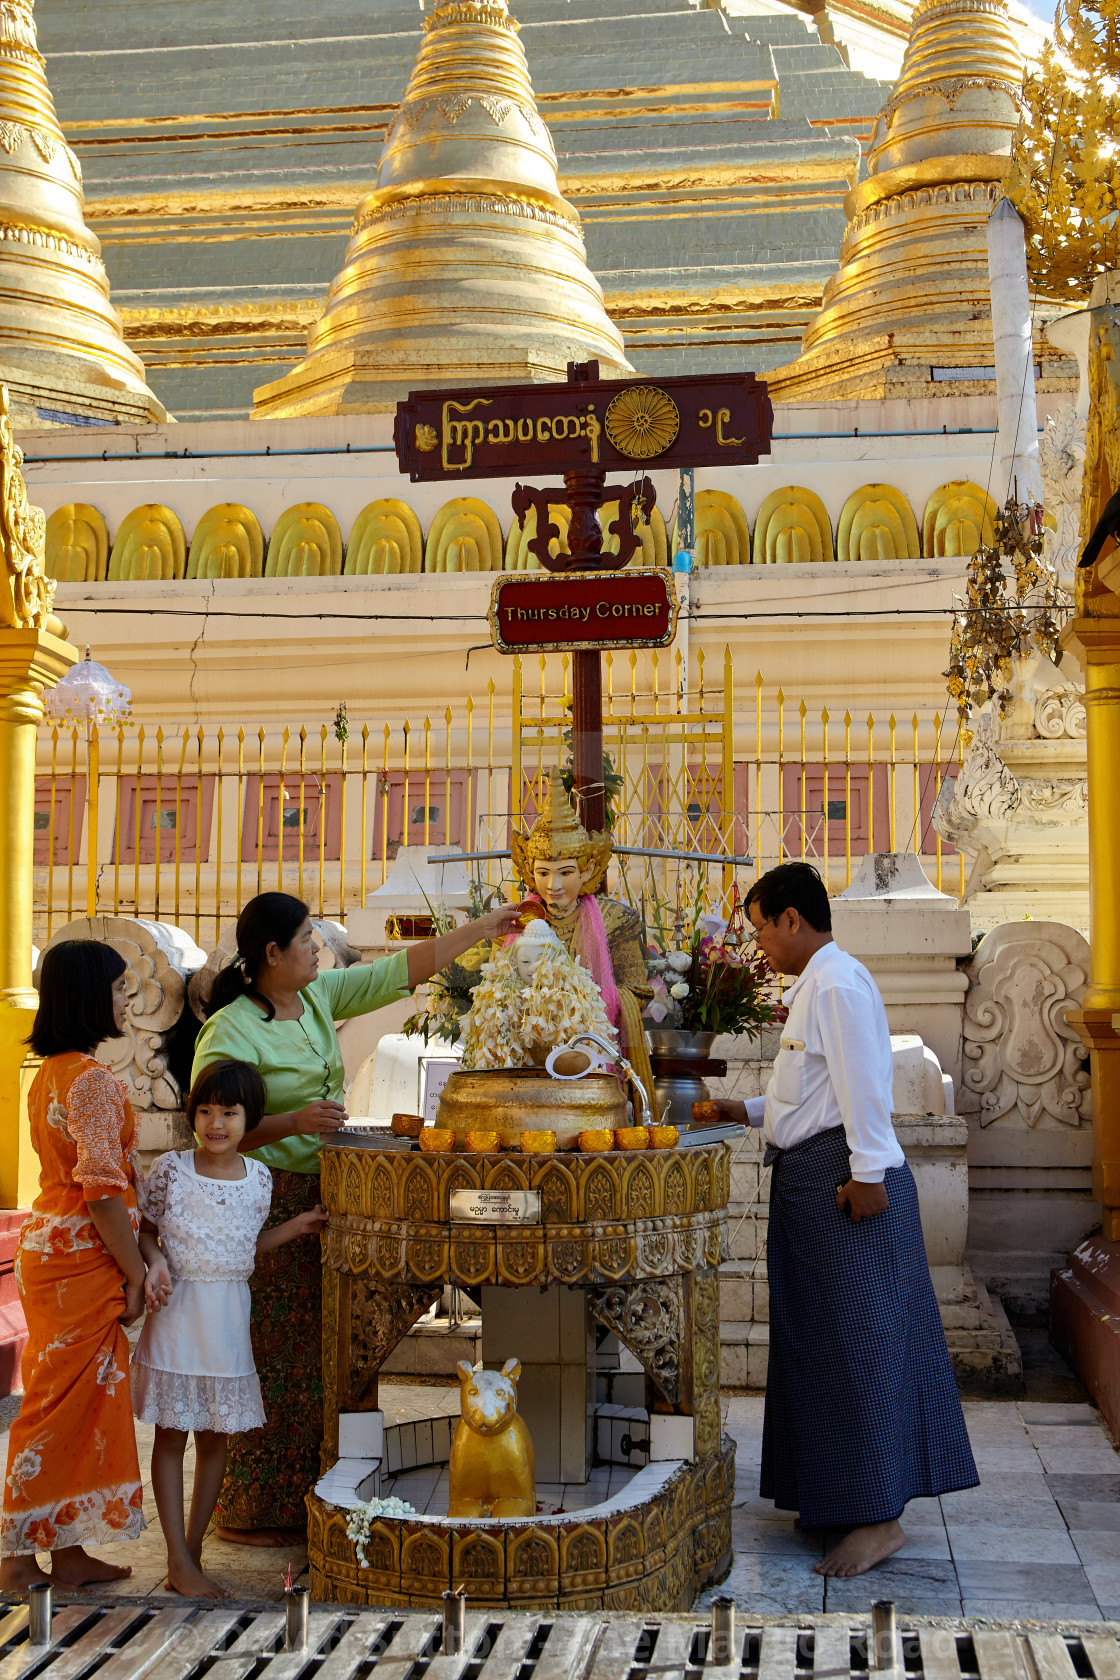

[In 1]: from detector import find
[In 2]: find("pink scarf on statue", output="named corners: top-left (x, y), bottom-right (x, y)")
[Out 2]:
top-left (503, 892), bottom-right (621, 1026)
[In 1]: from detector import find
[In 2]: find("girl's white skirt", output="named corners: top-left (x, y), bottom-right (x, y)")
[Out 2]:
top-left (131, 1277), bottom-right (266, 1434)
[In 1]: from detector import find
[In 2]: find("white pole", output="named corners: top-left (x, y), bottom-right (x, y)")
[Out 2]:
top-left (986, 199), bottom-right (1043, 506)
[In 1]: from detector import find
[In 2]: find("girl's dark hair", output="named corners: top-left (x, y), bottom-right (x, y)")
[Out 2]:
top-left (30, 940), bottom-right (128, 1058)
top-left (745, 861), bottom-right (833, 932)
top-left (187, 1059), bottom-right (267, 1139)
top-left (206, 892), bottom-right (310, 1022)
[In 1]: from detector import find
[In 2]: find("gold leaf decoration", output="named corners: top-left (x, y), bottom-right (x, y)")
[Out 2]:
top-left (1008, 0), bottom-right (1120, 297)
top-left (416, 423), bottom-right (438, 452)
top-left (604, 385), bottom-right (680, 461)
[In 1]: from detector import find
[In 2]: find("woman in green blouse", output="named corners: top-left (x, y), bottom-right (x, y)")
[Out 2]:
top-left (191, 889), bottom-right (522, 1545)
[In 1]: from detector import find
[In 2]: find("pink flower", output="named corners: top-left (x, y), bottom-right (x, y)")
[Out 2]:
top-left (642, 976), bottom-right (673, 1024)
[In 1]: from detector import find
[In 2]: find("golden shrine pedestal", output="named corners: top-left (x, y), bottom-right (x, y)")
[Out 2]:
top-left (310, 1139), bottom-right (734, 1610)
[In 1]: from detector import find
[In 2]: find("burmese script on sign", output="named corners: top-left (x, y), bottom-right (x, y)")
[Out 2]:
top-left (489, 569), bottom-right (678, 654)
top-left (395, 370), bottom-right (774, 480)
top-left (450, 1189), bottom-right (541, 1225)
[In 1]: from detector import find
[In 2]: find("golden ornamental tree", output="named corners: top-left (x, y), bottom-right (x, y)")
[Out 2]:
top-left (1008, 0), bottom-right (1120, 297)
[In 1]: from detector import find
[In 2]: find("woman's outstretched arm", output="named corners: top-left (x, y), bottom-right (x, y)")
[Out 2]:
top-left (405, 902), bottom-right (528, 989)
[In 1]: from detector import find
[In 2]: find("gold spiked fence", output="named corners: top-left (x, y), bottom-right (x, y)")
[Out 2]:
top-left (33, 649), bottom-right (962, 948)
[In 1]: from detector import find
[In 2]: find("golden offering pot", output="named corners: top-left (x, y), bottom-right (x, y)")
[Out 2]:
top-left (437, 1067), bottom-right (628, 1149)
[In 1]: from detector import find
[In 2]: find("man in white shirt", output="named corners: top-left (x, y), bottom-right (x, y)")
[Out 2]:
top-left (712, 862), bottom-right (977, 1578)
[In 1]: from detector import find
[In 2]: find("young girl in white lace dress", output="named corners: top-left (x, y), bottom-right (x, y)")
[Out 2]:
top-left (132, 1060), bottom-right (326, 1599)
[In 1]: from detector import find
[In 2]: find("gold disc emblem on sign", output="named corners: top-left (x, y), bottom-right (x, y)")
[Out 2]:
top-left (604, 385), bottom-right (680, 460)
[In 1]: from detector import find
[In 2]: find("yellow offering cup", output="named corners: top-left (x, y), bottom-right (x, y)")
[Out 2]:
top-left (520, 1130), bottom-right (556, 1153)
top-left (465, 1129), bottom-right (500, 1153)
top-left (418, 1128), bottom-right (455, 1154)
top-left (614, 1127), bottom-right (650, 1150)
top-left (648, 1125), bottom-right (679, 1149)
top-left (577, 1129), bottom-right (614, 1152)
top-left (391, 1112), bottom-right (425, 1138)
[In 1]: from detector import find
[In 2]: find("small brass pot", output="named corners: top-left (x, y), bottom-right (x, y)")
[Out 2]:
top-left (437, 1067), bottom-right (627, 1149)
top-left (615, 1126), bottom-right (650, 1151)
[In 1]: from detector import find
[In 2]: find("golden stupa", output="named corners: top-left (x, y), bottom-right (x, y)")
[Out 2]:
top-left (0, 1), bottom-right (164, 427)
top-left (253, 0), bottom-right (631, 419)
top-left (766, 0), bottom-right (1055, 401)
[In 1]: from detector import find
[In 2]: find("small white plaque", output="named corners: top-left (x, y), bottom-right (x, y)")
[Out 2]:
top-left (450, 1189), bottom-right (541, 1224)
top-left (419, 1056), bottom-right (460, 1121)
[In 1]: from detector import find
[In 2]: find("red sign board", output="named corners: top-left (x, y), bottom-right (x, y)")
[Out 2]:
top-left (489, 569), bottom-right (678, 654)
top-left (396, 370), bottom-right (772, 481)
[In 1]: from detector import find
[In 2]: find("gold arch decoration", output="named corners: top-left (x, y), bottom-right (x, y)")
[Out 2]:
top-left (692, 490), bottom-right (750, 567)
top-left (922, 481), bottom-right (998, 558)
top-left (607, 500), bottom-right (668, 567)
top-left (505, 504), bottom-right (571, 572)
top-left (266, 502), bottom-right (343, 578)
top-left (506, 501), bottom-right (666, 571)
top-left (108, 504), bottom-right (187, 582)
top-left (45, 503), bottom-right (108, 582)
top-left (187, 504), bottom-right (264, 580)
top-left (836, 484), bottom-right (920, 563)
top-left (347, 500), bottom-right (423, 575)
top-left (426, 498), bottom-right (504, 573)
top-left (752, 487), bottom-right (834, 565)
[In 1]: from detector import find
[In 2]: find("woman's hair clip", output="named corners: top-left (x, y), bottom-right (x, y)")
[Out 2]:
top-left (230, 951), bottom-right (246, 970)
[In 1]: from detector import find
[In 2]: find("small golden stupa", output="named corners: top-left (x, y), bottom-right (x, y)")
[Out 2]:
top-left (0, 1), bottom-right (164, 427)
top-left (766, 0), bottom-right (1058, 401)
top-left (253, 0), bottom-right (631, 418)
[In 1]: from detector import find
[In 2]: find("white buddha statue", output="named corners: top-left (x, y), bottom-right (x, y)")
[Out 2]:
top-left (461, 918), bottom-right (618, 1071)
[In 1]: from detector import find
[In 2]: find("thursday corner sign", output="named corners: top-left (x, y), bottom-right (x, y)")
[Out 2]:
top-left (489, 568), bottom-right (678, 654)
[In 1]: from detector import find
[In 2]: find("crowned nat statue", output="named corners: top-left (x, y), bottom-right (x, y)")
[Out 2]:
top-left (448, 770), bottom-right (658, 1111)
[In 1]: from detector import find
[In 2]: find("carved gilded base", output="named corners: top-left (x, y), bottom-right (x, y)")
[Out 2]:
top-left (307, 1434), bottom-right (734, 1610)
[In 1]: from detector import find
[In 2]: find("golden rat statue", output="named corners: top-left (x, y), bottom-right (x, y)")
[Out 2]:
top-left (448, 1358), bottom-right (535, 1520)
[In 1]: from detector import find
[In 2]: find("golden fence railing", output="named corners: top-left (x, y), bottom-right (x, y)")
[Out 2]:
top-left (33, 650), bottom-right (963, 947)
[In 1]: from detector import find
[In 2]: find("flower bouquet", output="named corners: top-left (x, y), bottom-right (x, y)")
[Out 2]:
top-left (642, 883), bottom-right (782, 1041)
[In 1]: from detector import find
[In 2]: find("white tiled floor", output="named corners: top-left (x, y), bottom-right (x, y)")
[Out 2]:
top-left (706, 1395), bottom-right (1120, 1619)
top-left (3, 1383), bottom-right (1119, 1615)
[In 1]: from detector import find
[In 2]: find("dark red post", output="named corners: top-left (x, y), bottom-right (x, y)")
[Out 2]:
top-left (571, 648), bottom-right (605, 834)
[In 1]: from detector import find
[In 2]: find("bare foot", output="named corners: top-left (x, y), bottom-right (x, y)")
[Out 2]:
top-left (815, 1518), bottom-right (905, 1577)
top-left (214, 1526), bottom-right (305, 1548)
top-left (0, 1555), bottom-right (51, 1590)
top-left (50, 1547), bottom-right (133, 1587)
top-left (165, 1557), bottom-right (230, 1600)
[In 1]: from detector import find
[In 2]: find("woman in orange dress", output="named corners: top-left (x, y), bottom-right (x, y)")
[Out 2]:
top-left (0, 940), bottom-right (150, 1590)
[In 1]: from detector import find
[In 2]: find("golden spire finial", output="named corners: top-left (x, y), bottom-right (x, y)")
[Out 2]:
top-left (765, 0), bottom-right (1033, 400)
top-left (0, 0), bottom-right (164, 426)
top-left (0, 385), bottom-right (54, 628)
top-left (253, 0), bottom-right (630, 417)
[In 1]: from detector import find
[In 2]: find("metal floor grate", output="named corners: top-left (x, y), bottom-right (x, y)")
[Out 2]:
top-left (0, 1603), bottom-right (1117, 1680)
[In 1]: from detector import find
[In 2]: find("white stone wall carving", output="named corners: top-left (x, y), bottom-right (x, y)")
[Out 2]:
top-left (961, 921), bottom-right (1091, 1128)
top-left (39, 916), bottom-right (205, 1110)
top-left (932, 652), bottom-right (1089, 930)
top-left (1039, 403), bottom-right (1087, 585)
